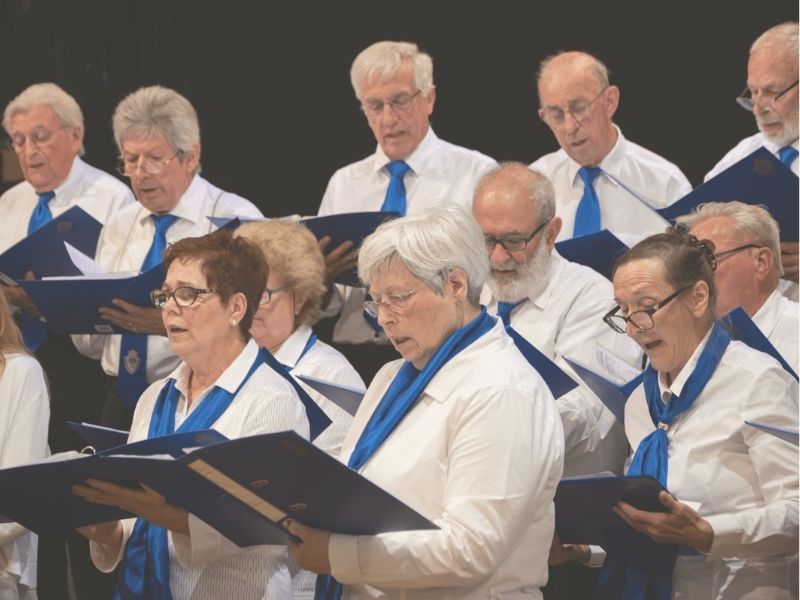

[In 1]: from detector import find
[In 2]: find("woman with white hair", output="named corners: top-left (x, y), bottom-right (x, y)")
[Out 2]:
top-left (287, 205), bottom-right (564, 599)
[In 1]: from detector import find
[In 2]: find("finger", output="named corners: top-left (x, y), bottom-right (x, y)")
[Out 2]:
top-left (284, 519), bottom-right (304, 545)
top-left (325, 240), bottom-right (355, 262)
top-left (658, 490), bottom-right (681, 511)
top-left (317, 236), bottom-right (332, 252)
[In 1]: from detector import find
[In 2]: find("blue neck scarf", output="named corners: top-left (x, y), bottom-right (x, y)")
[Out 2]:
top-left (315, 308), bottom-right (496, 600)
top-left (114, 347), bottom-right (263, 600)
top-left (595, 321), bottom-right (730, 600)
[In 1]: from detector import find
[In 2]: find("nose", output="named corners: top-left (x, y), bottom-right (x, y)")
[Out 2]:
top-left (376, 303), bottom-right (396, 328)
top-left (488, 242), bottom-right (512, 264)
top-left (562, 110), bottom-right (582, 133)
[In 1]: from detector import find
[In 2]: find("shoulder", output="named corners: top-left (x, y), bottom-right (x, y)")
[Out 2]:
top-left (297, 341), bottom-right (366, 389)
top-left (529, 148), bottom-right (568, 175)
top-left (620, 137), bottom-right (689, 182)
top-left (704, 133), bottom-right (763, 181)
top-left (0, 180), bottom-right (34, 205)
top-left (328, 154), bottom-right (377, 183)
top-left (199, 178), bottom-right (263, 218)
top-left (2, 353), bottom-right (46, 383)
top-left (77, 161), bottom-right (133, 195)
top-left (432, 136), bottom-right (497, 170)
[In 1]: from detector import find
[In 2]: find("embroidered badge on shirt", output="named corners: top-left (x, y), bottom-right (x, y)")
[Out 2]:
top-left (124, 348), bottom-right (142, 375)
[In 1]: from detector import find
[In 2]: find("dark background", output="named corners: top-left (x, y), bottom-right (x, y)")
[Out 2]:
top-left (1, 1), bottom-right (797, 216)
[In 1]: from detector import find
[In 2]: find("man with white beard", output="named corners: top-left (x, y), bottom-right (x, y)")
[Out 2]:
top-left (472, 162), bottom-right (641, 477)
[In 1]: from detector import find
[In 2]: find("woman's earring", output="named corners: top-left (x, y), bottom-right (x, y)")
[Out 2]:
top-left (230, 319), bottom-right (238, 327)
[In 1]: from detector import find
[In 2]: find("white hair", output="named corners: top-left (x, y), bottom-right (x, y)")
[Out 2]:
top-left (350, 41), bottom-right (435, 101)
top-left (674, 201), bottom-right (783, 274)
top-left (358, 205), bottom-right (489, 304)
top-left (3, 83), bottom-right (85, 155)
top-left (112, 85), bottom-right (201, 172)
top-left (474, 162), bottom-right (556, 224)
top-left (750, 22), bottom-right (798, 58)
top-left (537, 51), bottom-right (610, 93)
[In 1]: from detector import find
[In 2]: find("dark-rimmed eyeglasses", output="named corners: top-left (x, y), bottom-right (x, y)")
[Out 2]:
top-left (151, 286), bottom-right (216, 309)
top-left (484, 219), bottom-right (551, 253)
top-left (539, 87), bottom-right (608, 127)
top-left (259, 287), bottom-right (287, 305)
top-left (363, 289), bottom-right (416, 318)
top-left (736, 80), bottom-right (798, 112)
top-left (603, 284), bottom-right (694, 334)
top-left (361, 91), bottom-right (421, 117)
top-left (117, 151), bottom-right (181, 177)
top-left (713, 243), bottom-right (761, 262)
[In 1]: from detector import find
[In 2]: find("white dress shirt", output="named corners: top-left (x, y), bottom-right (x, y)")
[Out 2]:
top-left (751, 288), bottom-right (800, 374)
top-left (705, 132), bottom-right (799, 180)
top-left (328, 319), bottom-right (564, 599)
top-left (530, 126), bottom-right (691, 247)
top-left (72, 175), bottom-right (263, 383)
top-left (90, 339), bottom-right (310, 600)
top-left (318, 128), bottom-right (497, 345)
top-left (625, 335), bottom-right (799, 599)
top-left (482, 251), bottom-right (642, 476)
top-left (0, 353), bottom-right (49, 591)
top-left (275, 324), bottom-right (365, 599)
top-left (0, 157), bottom-right (134, 254)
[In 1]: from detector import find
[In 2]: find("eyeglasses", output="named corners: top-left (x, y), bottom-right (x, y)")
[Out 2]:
top-left (117, 151), bottom-right (180, 177)
top-left (259, 287), bottom-right (287, 305)
top-left (736, 80), bottom-right (798, 112)
top-left (484, 219), bottom-right (550, 252)
top-left (361, 91), bottom-right (421, 117)
top-left (539, 87), bottom-right (608, 127)
top-left (363, 289), bottom-right (416, 318)
top-left (713, 243), bottom-right (761, 262)
top-left (150, 286), bottom-right (216, 309)
top-left (603, 284), bottom-right (694, 334)
top-left (5, 128), bottom-right (61, 152)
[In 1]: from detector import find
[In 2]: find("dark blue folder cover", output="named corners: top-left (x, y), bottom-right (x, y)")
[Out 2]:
top-left (555, 230), bottom-right (629, 281)
top-left (720, 307), bottom-right (798, 380)
top-left (0, 206), bottom-right (102, 279)
top-left (563, 357), bottom-right (630, 423)
top-left (555, 475), bottom-right (667, 547)
top-left (0, 430), bottom-right (436, 548)
top-left (297, 374), bottom-right (365, 417)
top-left (17, 265), bottom-right (165, 334)
top-left (506, 327), bottom-right (578, 398)
top-left (67, 422), bottom-right (129, 452)
top-left (657, 148), bottom-right (799, 241)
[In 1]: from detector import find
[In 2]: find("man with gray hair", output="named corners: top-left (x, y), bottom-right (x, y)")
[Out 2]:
top-left (317, 40), bottom-right (496, 381)
top-left (72, 85), bottom-right (263, 429)
top-left (675, 201), bottom-right (799, 372)
top-left (531, 51), bottom-right (691, 246)
top-left (705, 22), bottom-right (799, 298)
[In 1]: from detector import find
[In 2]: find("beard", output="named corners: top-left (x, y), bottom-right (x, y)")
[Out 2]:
top-left (487, 240), bottom-right (551, 303)
top-left (756, 108), bottom-right (800, 147)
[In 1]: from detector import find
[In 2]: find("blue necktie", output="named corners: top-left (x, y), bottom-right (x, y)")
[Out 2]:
top-left (573, 166), bottom-right (602, 237)
top-left (381, 161), bottom-right (411, 216)
top-left (496, 300), bottom-right (523, 328)
top-left (779, 146), bottom-right (798, 168)
top-left (117, 214), bottom-right (178, 409)
top-left (28, 191), bottom-right (55, 235)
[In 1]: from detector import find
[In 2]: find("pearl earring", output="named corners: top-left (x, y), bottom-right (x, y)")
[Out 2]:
top-left (230, 319), bottom-right (238, 327)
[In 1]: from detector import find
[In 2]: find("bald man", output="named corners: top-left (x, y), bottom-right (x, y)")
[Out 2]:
top-left (531, 51), bottom-right (691, 246)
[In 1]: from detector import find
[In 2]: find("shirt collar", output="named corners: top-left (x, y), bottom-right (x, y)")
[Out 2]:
top-left (566, 124), bottom-right (626, 188)
top-left (759, 133), bottom-right (799, 155)
top-left (273, 323), bottom-right (313, 369)
top-left (136, 174), bottom-right (203, 226)
top-left (370, 126), bottom-right (437, 175)
top-left (657, 325), bottom-right (713, 398)
top-left (50, 156), bottom-right (85, 205)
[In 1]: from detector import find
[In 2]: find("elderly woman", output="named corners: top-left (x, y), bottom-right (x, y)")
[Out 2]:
top-left (0, 291), bottom-right (49, 599)
top-left (73, 229), bottom-right (310, 599)
top-left (237, 219), bottom-right (365, 599)
top-left (72, 85), bottom-right (263, 430)
top-left (596, 233), bottom-right (798, 599)
top-left (287, 205), bottom-right (563, 599)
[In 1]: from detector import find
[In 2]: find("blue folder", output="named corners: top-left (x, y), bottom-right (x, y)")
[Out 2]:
top-left (555, 230), bottom-right (629, 281)
top-left (297, 374), bottom-right (365, 417)
top-left (67, 422), bottom-right (129, 452)
top-left (720, 307), bottom-right (798, 380)
top-left (506, 327), bottom-right (578, 399)
top-left (555, 475), bottom-right (667, 547)
top-left (17, 265), bottom-right (165, 334)
top-left (0, 430), bottom-right (436, 548)
top-left (0, 206), bottom-right (102, 280)
top-left (657, 148), bottom-right (799, 241)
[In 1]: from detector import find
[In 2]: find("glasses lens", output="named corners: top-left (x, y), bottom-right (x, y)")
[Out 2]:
top-left (174, 287), bottom-right (198, 307)
top-left (260, 291), bottom-right (271, 305)
top-left (736, 96), bottom-right (753, 111)
top-left (363, 301), bottom-right (378, 318)
top-left (629, 311), bottom-right (654, 330)
top-left (606, 315), bottom-right (627, 333)
top-left (150, 290), bottom-right (167, 308)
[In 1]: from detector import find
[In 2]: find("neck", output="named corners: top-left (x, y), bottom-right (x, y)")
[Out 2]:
top-left (185, 337), bottom-right (247, 400)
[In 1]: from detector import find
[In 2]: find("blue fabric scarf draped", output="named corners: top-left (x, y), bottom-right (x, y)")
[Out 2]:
top-left (315, 308), bottom-right (496, 600)
top-left (114, 347), bottom-right (264, 600)
top-left (594, 321), bottom-right (730, 600)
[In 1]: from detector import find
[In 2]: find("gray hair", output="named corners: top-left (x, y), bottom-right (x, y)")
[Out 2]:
top-left (674, 201), bottom-right (783, 275)
top-left (112, 85), bottom-right (201, 172)
top-left (537, 51), bottom-right (610, 93)
top-left (3, 83), bottom-right (85, 156)
top-left (750, 22), bottom-right (798, 58)
top-left (350, 41), bottom-right (435, 101)
top-left (474, 162), bottom-right (556, 225)
top-left (358, 205), bottom-right (489, 304)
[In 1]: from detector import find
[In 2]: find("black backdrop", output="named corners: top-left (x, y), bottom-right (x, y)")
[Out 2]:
top-left (1, 1), bottom-right (796, 217)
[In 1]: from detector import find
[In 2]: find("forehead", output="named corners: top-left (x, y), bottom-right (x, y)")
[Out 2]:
top-left (8, 104), bottom-right (61, 131)
top-left (613, 258), bottom-right (670, 298)
top-left (121, 132), bottom-right (174, 156)
top-left (748, 48), bottom-right (798, 84)
top-left (689, 216), bottom-right (739, 246)
top-left (361, 63), bottom-right (416, 99)
top-left (368, 260), bottom-right (421, 294)
top-left (473, 184), bottom-right (537, 233)
top-left (538, 65), bottom-right (602, 105)
top-left (166, 257), bottom-right (206, 286)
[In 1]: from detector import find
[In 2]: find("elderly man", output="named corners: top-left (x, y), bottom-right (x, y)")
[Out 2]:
top-left (675, 201), bottom-right (799, 372)
top-left (705, 22), bottom-right (799, 296)
top-left (72, 85), bottom-right (262, 429)
top-left (531, 51), bottom-right (691, 246)
top-left (318, 40), bottom-right (496, 381)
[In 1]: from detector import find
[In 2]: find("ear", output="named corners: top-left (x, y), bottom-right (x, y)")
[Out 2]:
top-left (689, 280), bottom-right (711, 318)
top-left (228, 291), bottom-right (247, 322)
top-left (67, 126), bottom-right (83, 153)
top-left (293, 293), bottom-right (306, 317)
top-left (545, 217), bottom-right (562, 251)
top-left (446, 268), bottom-right (469, 301)
top-left (604, 85), bottom-right (620, 119)
top-left (423, 87), bottom-right (436, 116)
top-left (184, 142), bottom-right (201, 172)
top-left (753, 247), bottom-right (775, 282)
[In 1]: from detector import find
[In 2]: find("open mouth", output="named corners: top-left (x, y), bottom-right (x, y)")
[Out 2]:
top-left (167, 325), bottom-right (188, 334)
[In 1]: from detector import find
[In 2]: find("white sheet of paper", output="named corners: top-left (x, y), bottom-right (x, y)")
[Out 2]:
top-left (595, 343), bottom-right (642, 384)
